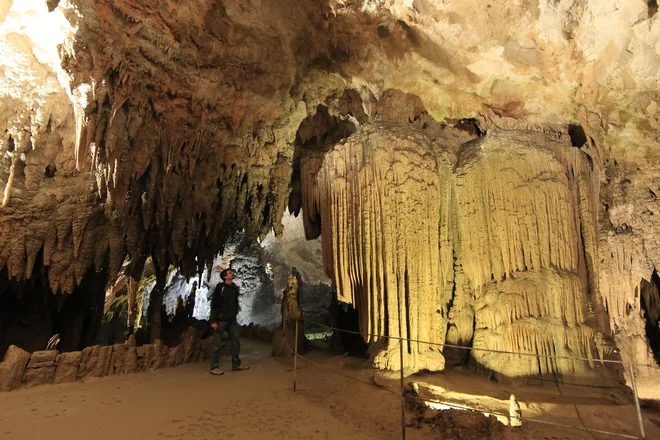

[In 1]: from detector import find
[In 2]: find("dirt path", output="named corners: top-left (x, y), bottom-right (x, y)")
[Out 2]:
top-left (0, 341), bottom-right (390, 440)
top-left (1, 340), bottom-right (658, 440)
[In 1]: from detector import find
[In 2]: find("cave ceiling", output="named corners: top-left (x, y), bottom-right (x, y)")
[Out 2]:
top-left (1, 0), bottom-right (660, 372)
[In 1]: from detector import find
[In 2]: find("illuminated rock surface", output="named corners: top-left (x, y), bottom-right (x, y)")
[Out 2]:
top-left (0, 0), bottom-right (659, 382)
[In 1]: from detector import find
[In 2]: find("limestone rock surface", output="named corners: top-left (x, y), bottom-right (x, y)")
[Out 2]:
top-left (1, 0), bottom-right (660, 383)
top-left (0, 345), bottom-right (30, 391)
top-left (53, 351), bottom-right (82, 384)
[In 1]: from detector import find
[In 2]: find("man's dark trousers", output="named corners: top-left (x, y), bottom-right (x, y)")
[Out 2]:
top-left (210, 319), bottom-right (241, 369)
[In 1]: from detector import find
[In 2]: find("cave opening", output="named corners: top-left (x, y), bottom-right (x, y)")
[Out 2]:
top-left (102, 211), bottom-right (333, 349)
top-left (44, 164), bottom-right (56, 178)
top-left (0, 254), bottom-right (108, 358)
top-left (568, 123), bottom-right (587, 147)
top-left (640, 269), bottom-right (660, 364)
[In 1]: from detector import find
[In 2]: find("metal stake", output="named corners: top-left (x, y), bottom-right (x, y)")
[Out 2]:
top-left (293, 316), bottom-right (299, 391)
top-left (399, 339), bottom-right (406, 440)
top-left (628, 363), bottom-right (645, 439)
top-left (282, 310), bottom-right (286, 364)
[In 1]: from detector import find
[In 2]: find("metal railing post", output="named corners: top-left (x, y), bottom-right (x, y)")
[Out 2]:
top-left (282, 310), bottom-right (287, 364)
top-left (628, 363), bottom-right (646, 439)
top-left (399, 338), bottom-right (406, 440)
top-left (293, 316), bottom-right (299, 391)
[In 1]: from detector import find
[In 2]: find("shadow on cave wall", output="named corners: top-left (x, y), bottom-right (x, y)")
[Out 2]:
top-left (641, 269), bottom-right (660, 365)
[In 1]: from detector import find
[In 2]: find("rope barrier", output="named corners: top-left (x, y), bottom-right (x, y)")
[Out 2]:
top-left (303, 317), bottom-right (660, 371)
top-left (285, 339), bottom-right (639, 439)
top-left (282, 336), bottom-right (640, 439)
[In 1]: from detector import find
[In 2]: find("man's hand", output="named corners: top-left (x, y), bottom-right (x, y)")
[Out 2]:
top-left (211, 322), bottom-right (218, 330)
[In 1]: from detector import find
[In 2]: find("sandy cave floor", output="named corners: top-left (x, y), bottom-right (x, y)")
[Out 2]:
top-left (0, 340), bottom-right (659, 440)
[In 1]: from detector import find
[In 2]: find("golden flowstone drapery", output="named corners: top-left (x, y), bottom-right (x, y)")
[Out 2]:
top-left (305, 123), bottom-right (609, 377)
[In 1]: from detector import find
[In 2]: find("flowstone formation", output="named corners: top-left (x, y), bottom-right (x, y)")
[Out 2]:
top-left (303, 123), bottom-right (610, 377)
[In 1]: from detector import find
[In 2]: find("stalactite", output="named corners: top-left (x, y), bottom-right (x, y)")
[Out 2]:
top-left (149, 262), bottom-right (169, 343)
top-left (1, 156), bottom-right (17, 208)
top-left (314, 123), bottom-right (451, 372)
top-left (300, 152), bottom-right (324, 239)
top-left (304, 127), bottom-right (611, 377)
top-left (455, 131), bottom-right (608, 377)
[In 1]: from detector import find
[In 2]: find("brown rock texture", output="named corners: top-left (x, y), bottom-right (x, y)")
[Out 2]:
top-left (24, 350), bottom-right (58, 387)
top-left (1, 0), bottom-right (660, 384)
top-left (78, 345), bottom-right (113, 379)
top-left (27, 350), bottom-right (58, 369)
top-left (23, 365), bottom-right (56, 388)
top-left (0, 345), bottom-right (30, 391)
top-left (53, 351), bottom-right (82, 384)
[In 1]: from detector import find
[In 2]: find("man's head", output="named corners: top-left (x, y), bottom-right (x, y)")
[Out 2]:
top-left (220, 269), bottom-right (235, 282)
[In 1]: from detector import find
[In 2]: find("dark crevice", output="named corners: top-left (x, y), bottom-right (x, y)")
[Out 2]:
top-left (0, 252), bottom-right (108, 357)
top-left (44, 164), bottom-right (56, 178)
top-left (404, 267), bottom-right (411, 355)
top-left (288, 100), bottom-right (361, 238)
top-left (377, 25), bottom-right (390, 38)
top-left (649, 0), bottom-right (658, 18)
top-left (456, 118), bottom-right (483, 136)
top-left (640, 270), bottom-right (660, 364)
top-left (568, 124), bottom-right (587, 147)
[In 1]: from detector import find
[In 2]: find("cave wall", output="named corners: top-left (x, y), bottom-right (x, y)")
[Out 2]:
top-left (0, 0), bottom-right (659, 383)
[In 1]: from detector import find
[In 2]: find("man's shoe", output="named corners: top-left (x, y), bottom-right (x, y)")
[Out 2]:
top-left (210, 368), bottom-right (224, 375)
top-left (232, 365), bottom-right (250, 371)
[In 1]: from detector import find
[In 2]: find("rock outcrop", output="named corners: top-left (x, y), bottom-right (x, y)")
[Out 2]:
top-left (1, 0), bottom-right (660, 385)
top-left (304, 123), bottom-right (612, 377)
top-left (0, 326), bottom-right (206, 392)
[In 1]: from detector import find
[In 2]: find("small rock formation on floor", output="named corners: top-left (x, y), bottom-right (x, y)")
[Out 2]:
top-left (272, 271), bottom-right (305, 359)
top-left (0, 346), bottom-right (30, 392)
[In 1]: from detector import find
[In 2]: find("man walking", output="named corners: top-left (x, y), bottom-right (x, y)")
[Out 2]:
top-left (209, 269), bottom-right (250, 375)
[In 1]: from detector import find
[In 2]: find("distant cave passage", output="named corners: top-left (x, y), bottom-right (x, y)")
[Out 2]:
top-left (640, 269), bottom-right (660, 364)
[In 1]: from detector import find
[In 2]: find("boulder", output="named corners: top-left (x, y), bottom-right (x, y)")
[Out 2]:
top-left (120, 347), bottom-right (138, 374)
top-left (27, 350), bottom-right (58, 369)
top-left (0, 345), bottom-right (30, 391)
top-left (164, 344), bottom-right (184, 368)
top-left (53, 351), bottom-right (82, 384)
top-left (78, 345), bottom-right (113, 378)
top-left (139, 344), bottom-right (156, 372)
top-left (109, 344), bottom-right (128, 375)
top-left (23, 366), bottom-right (56, 387)
top-left (155, 340), bottom-right (166, 369)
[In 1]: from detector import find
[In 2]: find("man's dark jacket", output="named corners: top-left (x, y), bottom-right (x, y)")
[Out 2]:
top-left (210, 282), bottom-right (240, 323)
